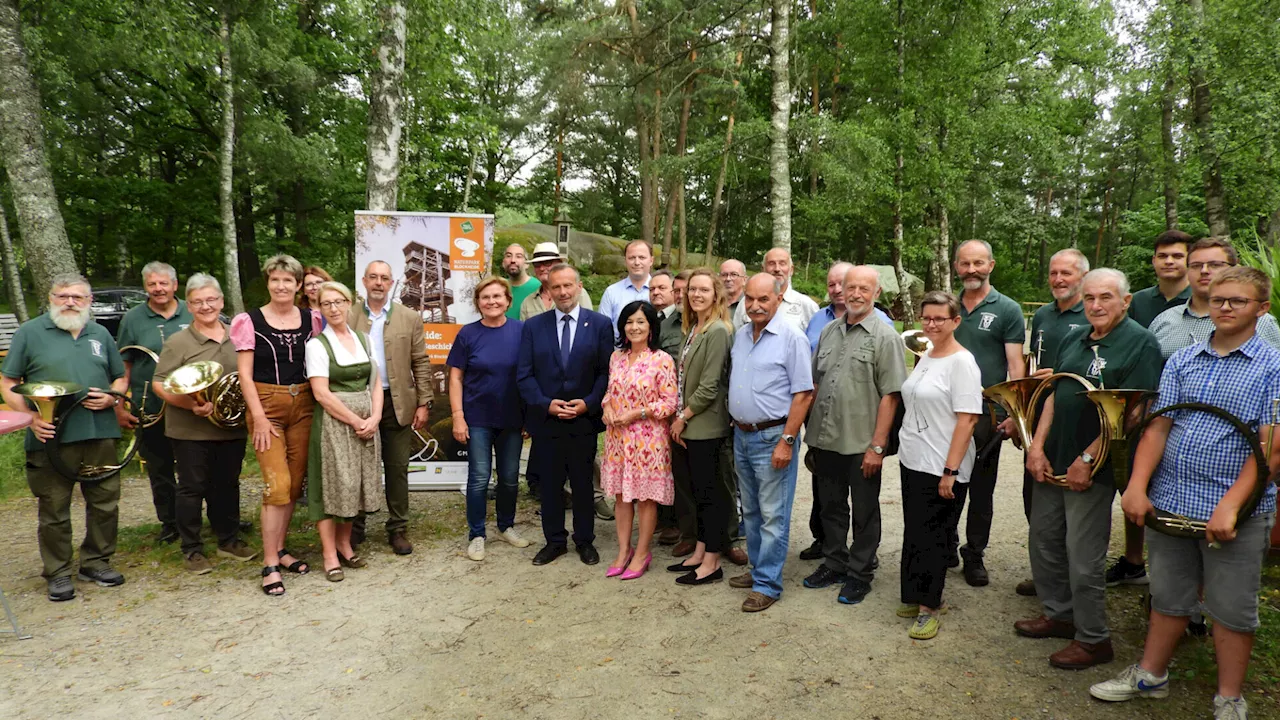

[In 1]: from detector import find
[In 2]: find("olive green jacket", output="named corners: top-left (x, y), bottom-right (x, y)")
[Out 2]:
top-left (679, 320), bottom-right (732, 440)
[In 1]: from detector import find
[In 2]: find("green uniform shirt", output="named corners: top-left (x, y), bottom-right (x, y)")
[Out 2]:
top-left (507, 277), bottom-right (541, 320)
top-left (1, 315), bottom-right (126, 452)
top-left (152, 323), bottom-right (246, 442)
top-left (116, 300), bottom-right (193, 415)
top-left (1045, 318), bottom-right (1162, 479)
top-left (1128, 284), bottom-right (1190, 329)
top-left (807, 313), bottom-right (908, 455)
top-left (1030, 299), bottom-right (1086, 371)
top-left (955, 287), bottom-right (1025, 388)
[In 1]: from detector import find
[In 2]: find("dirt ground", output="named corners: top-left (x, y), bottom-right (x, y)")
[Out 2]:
top-left (0, 447), bottom-right (1274, 720)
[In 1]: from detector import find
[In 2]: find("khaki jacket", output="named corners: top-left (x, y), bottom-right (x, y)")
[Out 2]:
top-left (349, 301), bottom-right (432, 426)
top-left (679, 320), bottom-right (732, 440)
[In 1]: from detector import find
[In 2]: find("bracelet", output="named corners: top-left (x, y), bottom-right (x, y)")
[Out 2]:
top-left (641, 408), bottom-right (647, 420)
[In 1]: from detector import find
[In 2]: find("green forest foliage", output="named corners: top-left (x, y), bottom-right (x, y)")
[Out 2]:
top-left (2, 0), bottom-right (1278, 309)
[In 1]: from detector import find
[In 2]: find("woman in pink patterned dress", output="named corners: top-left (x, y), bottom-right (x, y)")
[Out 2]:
top-left (601, 300), bottom-right (678, 580)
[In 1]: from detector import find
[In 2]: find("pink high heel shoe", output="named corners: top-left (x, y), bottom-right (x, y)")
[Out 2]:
top-left (606, 549), bottom-right (635, 578)
top-left (620, 553), bottom-right (652, 581)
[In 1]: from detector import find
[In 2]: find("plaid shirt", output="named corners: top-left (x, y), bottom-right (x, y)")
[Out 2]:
top-left (1150, 333), bottom-right (1280, 520)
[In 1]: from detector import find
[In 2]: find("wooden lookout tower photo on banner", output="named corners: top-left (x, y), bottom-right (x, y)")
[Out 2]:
top-left (354, 210), bottom-right (495, 490)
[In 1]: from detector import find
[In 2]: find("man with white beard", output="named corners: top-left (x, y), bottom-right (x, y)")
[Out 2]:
top-left (1, 274), bottom-right (133, 602)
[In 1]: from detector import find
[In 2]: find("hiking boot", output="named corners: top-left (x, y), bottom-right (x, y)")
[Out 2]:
top-left (217, 540), bottom-right (259, 562)
top-left (47, 576), bottom-right (75, 602)
top-left (77, 567), bottom-right (125, 587)
top-left (184, 552), bottom-right (214, 575)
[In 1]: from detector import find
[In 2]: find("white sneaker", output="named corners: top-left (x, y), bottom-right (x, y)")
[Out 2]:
top-left (498, 527), bottom-right (530, 548)
top-left (1215, 695), bottom-right (1249, 720)
top-left (1089, 664), bottom-right (1170, 702)
top-left (467, 537), bottom-right (485, 561)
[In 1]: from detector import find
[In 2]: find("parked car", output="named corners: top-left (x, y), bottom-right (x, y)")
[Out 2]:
top-left (91, 287), bottom-right (148, 335)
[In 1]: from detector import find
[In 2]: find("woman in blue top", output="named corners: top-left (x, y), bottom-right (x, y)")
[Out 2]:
top-left (447, 277), bottom-right (531, 562)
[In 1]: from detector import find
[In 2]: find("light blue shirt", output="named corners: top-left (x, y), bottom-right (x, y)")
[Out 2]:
top-left (555, 305), bottom-right (581, 354)
top-left (1149, 302), bottom-right (1280, 359)
top-left (364, 303), bottom-right (390, 389)
top-left (598, 276), bottom-right (650, 338)
top-left (805, 305), bottom-right (894, 353)
top-left (729, 313), bottom-right (815, 424)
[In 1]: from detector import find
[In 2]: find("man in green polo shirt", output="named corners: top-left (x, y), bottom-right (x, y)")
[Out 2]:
top-left (1128, 230), bottom-right (1192, 328)
top-left (0, 273), bottom-right (132, 602)
top-left (950, 239), bottom-right (1027, 588)
top-left (502, 243), bottom-right (540, 320)
top-left (1021, 268), bottom-right (1161, 670)
top-left (1013, 248), bottom-right (1089, 597)
top-left (117, 261), bottom-right (193, 544)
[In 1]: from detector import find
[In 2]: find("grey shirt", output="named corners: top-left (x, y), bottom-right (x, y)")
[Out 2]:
top-left (806, 312), bottom-right (908, 455)
top-left (1149, 303), bottom-right (1280, 360)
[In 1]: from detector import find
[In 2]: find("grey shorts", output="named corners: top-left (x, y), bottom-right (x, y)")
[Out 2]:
top-left (1147, 512), bottom-right (1275, 633)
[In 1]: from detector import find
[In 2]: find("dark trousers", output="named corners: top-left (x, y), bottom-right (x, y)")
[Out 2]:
top-left (535, 433), bottom-right (598, 547)
top-left (672, 436), bottom-right (738, 544)
top-left (25, 440), bottom-right (119, 578)
top-left (173, 439), bottom-right (246, 555)
top-left (947, 411), bottom-right (999, 562)
top-left (526, 433), bottom-right (546, 496)
top-left (1023, 469), bottom-right (1034, 521)
top-left (809, 472), bottom-right (823, 545)
top-left (354, 390), bottom-right (415, 540)
top-left (674, 438), bottom-right (731, 553)
top-left (900, 466), bottom-right (955, 609)
top-left (813, 448), bottom-right (881, 582)
top-left (139, 422), bottom-right (177, 533)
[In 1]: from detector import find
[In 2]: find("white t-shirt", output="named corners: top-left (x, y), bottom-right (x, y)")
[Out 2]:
top-left (898, 349), bottom-right (984, 482)
top-left (305, 326), bottom-right (371, 379)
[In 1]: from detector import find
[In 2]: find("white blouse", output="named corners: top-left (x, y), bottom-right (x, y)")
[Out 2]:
top-left (305, 326), bottom-right (371, 379)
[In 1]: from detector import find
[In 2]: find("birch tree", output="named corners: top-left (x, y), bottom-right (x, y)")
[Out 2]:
top-left (217, 9), bottom-right (244, 314)
top-left (0, 0), bottom-right (77, 301)
top-left (768, 0), bottom-right (792, 251)
top-left (0, 199), bottom-right (28, 321)
top-left (365, 1), bottom-right (407, 212)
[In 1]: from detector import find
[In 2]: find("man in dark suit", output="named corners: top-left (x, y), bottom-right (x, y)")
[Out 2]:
top-left (517, 264), bottom-right (614, 566)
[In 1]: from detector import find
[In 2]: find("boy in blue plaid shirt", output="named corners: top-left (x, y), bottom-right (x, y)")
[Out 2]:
top-left (1091, 267), bottom-right (1279, 720)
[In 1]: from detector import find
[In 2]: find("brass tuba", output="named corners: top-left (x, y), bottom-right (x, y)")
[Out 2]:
top-left (1131, 402), bottom-right (1275, 539)
top-left (161, 360), bottom-right (247, 429)
top-left (14, 381), bottom-right (141, 482)
top-left (118, 345), bottom-right (165, 428)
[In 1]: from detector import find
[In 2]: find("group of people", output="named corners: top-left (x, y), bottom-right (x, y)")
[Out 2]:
top-left (2, 231), bottom-right (1274, 719)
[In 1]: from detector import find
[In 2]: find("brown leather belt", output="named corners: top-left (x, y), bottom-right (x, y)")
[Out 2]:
top-left (733, 417), bottom-right (787, 432)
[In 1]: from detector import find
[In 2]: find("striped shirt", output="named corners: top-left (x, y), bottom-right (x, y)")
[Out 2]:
top-left (1149, 333), bottom-right (1280, 520)
top-left (1149, 302), bottom-right (1280, 359)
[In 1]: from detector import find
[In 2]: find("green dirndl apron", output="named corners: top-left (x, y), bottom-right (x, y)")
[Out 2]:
top-left (307, 331), bottom-right (384, 521)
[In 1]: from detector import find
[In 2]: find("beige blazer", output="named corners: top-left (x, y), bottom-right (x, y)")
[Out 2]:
top-left (349, 301), bottom-right (432, 426)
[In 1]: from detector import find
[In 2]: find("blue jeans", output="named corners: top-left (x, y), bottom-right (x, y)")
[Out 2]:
top-left (734, 426), bottom-right (799, 599)
top-left (466, 427), bottom-right (522, 539)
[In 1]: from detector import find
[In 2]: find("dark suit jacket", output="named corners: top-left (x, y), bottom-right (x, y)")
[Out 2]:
top-left (517, 307), bottom-right (613, 437)
top-left (659, 308), bottom-right (684, 360)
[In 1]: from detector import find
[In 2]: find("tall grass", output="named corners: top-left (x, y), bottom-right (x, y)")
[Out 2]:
top-left (1234, 228), bottom-right (1280, 323)
top-left (0, 432), bottom-right (27, 501)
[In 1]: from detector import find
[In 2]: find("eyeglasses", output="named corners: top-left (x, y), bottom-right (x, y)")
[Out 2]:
top-left (319, 299), bottom-right (350, 309)
top-left (920, 316), bottom-right (957, 326)
top-left (187, 298), bottom-right (223, 308)
top-left (719, 272), bottom-right (744, 279)
top-left (51, 293), bottom-right (91, 304)
top-left (304, 281), bottom-right (324, 289)
top-left (1208, 296), bottom-right (1259, 310)
top-left (1189, 261), bottom-right (1232, 273)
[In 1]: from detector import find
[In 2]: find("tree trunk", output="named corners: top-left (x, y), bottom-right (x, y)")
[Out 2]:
top-left (1266, 206), bottom-right (1280, 246)
top-left (650, 86), bottom-right (662, 247)
top-left (0, 199), bottom-right (28, 321)
top-left (1160, 73), bottom-right (1179, 230)
top-left (1186, 0), bottom-right (1227, 237)
top-left (768, 0), bottom-right (792, 251)
top-left (929, 121), bottom-right (951, 291)
top-left (636, 102), bottom-right (655, 243)
top-left (460, 144), bottom-right (476, 212)
top-left (365, 1), bottom-right (406, 212)
top-left (705, 46), bottom-right (743, 266)
top-left (1094, 170), bottom-right (1113, 267)
top-left (293, 179), bottom-right (310, 247)
top-left (677, 186), bottom-right (687, 269)
top-left (661, 62), bottom-right (694, 267)
top-left (218, 11), bottom-right (244, 315)
top-left (1039, 185), bottom-right (1053, 275)
top-left (891, 0), bottom-right (913, 324)
top-left (0, 0), bottom-right (77, 301)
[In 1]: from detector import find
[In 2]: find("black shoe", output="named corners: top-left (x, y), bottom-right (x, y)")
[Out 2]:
top-left (576, 543), bottom-right (600, 565)
top-left (871, 555), bottom-right (880, 571)
top-left (803, 565), bottom-right (846, 589)
top-left (1015, 579), bottom-right (1037, 597)
top-left (798, 540), bottom-right (823, 561)
top-left (676, 568), bottom-right (723, 585)
top-left (667, 560), bottom-right (699, 573)
top-left (156, 527), bottom-right (179, 544)
top-left (1104, 557), bottom-right (1149, 587)
top-left (945, 548), bottom-right (960, 569)
top-left (837, 578), bottom-right (872, 605)
top-left (532, 545), bottom-right (567, 566)
top-left (47, 576), bottom-right (75, 602)
top-left (963, 559), bottom-right (989, 587)
top-left (77, 567), bottom-right (125, 587)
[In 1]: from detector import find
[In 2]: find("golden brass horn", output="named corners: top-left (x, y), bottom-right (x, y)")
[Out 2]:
top-left (119, 345), bottom-right (165, 428)
top-left (982, 377), bottom-right (1042, 450)
top-left (901, 329), bottom-right (932, 357)
top-left (13, 382), bottom-right (84, 424)
top-left (1026, 372), bottom-right (1109, 487)
top-left (1084, 388), bottom-right (1153, 493)
top-left (162, 361), bottom-right (246, 429)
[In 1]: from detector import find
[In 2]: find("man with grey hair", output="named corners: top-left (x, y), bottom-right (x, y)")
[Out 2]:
top-left (732, 248), bottom-right (819, 331)
top-left (1, 274), bottom-right (132, 600)
top-left (720, 259), bottom-right (748, 315)
top-left (117, 261), bottom-right (193, 544)
top-left (1020, 267), bottom-right (1161, 669)
top-left (949, 238), bottom-right (1027, 588)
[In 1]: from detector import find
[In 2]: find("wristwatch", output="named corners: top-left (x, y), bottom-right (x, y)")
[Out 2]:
top-left (870, 445), bottom-right (885, 455)
top-left (1080, 451), bottom-right (1096, 466)
top-left (782, 434), bottom-right (796, 446)
top-left (942, 467), bottom-right (959, 477)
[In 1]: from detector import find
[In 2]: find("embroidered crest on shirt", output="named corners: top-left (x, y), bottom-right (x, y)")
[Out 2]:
top-left (979, 312), bottom-right (996, 330)
top-left (89, 339), bottom-right (103, 357)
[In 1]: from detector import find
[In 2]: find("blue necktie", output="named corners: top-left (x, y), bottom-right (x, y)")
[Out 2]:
top-left (560, 315), bottom-right (572, 366)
